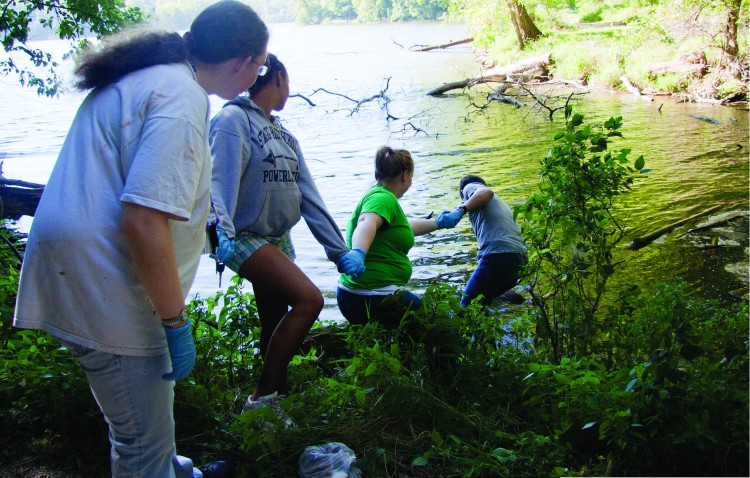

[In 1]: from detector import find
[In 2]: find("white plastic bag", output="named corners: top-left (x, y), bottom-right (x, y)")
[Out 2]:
top-left (298, 442), bottom-right (362, 478)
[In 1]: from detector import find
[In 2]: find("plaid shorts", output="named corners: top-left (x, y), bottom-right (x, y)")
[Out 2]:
top-left (223, 229), bottom-right (296, 273)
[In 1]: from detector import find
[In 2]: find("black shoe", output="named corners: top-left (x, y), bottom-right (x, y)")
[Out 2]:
top-left (498, 289), bottom-right (525, 304)
top-left (199, 460), bottom-right (235, 478)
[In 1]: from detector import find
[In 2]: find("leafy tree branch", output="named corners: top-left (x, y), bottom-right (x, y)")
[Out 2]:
top-left (1, 0), bottom-right (146, 96)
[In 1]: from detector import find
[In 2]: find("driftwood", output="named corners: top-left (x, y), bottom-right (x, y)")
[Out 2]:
top-left (488, 92), bottom-right (525, 107)
top-left (427, 73), bottom-right (525, 96)
top-left (627, 204), bottom-right (723, 250)
top-left (480, 53), bottom-right (552, 78)
top-left (411, 38), bottom-right (473, 52)
top-left (0, 177), bottom-right (45, 220)
top-left (427, 53), bottom-right (552, 96)
top-left (684, 210), bottom-right (748, 234)
top-left (620, 76), bottom-right (653, 101)
top-left (647, 52), bottom-right (707, 76)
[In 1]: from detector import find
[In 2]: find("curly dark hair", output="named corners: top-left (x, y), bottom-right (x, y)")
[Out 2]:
top-left (74, 0), bottom-right (268, 90)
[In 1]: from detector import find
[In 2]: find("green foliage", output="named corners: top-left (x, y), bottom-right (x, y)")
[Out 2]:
top-left (580, 7), bottom-right (603, 22)
top-left (445, 0), bottom-right (747, 98)
top-left (295, 0), bottom-right (447, 23)
top-left (0, 101), bottom-right (746, 474)
top-left (0, 232), bottom-right (747, 476)
top-left (444, 0), bottom-right (509, 47)
top-left (516, 107), bottom-right (645, 363)
top-left (1, 0), bottom-right (147, 96)
top-left (295, 0), bottom-right (357, 23)
top-left (0, 223), bottom-right (107, 465)
top-left (0, 223), bottom-right (22, 324)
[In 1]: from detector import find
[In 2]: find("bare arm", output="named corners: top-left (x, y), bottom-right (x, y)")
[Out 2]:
top-left (462, 185), bottom-right (494, 212)
top-left (350, 212), bottom-right (383, 252)
top-left (409, 217), bottom-right (440, 236)
top-left (121, 202), bottom-right (185, 322)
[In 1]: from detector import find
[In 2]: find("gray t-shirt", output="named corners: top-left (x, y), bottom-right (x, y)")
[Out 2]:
top-left (461, 182), bottom-right (526, 259)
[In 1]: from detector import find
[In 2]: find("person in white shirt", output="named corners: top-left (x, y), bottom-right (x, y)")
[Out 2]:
top-left (13, 1), bottom-right (269, 476)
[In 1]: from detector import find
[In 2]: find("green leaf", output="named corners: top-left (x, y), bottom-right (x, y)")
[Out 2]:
top-left (599, 264), bottom-right (615, 277)
top-left (412, 456), bottom-right (429, 466)
top-left (634, 155), bottom-right (645, 170)
top-left (365, 362), bottom-right (379, 376)
top-left (581, 421), bottom-right (596, 430)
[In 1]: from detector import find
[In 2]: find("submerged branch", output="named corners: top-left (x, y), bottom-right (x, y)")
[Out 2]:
top-left (410, 37), bottom-right (474, 52)
top-left (627, 205), bottom-right (724, 250)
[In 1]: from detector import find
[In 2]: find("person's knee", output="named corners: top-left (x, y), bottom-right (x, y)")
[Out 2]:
top-left (293, 287), bottom-right (324, 316)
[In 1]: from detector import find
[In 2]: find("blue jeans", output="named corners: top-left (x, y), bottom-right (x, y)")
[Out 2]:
top-left (337, 287), bottom-right (422, 327)
top-left (461, 252), bottom-right (525, 307)
top-left (60, 339), bottom-right (201, 478)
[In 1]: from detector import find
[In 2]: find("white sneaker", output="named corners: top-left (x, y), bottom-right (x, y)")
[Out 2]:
top-left (243, 391), bottom-right (280, 411)
top-left (243, 391), bottom-right (294, 428)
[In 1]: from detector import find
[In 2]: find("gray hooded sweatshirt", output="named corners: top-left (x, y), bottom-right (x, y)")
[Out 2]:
top-left (209, 96), bottom-right (347, 264)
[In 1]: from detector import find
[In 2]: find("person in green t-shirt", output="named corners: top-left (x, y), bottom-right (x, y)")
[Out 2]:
top-left (335, 146), bottom-right (464, 326)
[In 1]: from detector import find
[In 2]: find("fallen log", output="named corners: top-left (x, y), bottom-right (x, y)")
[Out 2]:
top-left (426, 75), bottom-right (507, 96)
top-left (412, 37), bottom-right (473, 52)
top-left (626, 205), bottom-right (723, 250)
top-left (481, 53), bottom-right (552, 77)
top-left (488, 92), bottom-right (525, 107)
top-left (684, 210), bottom-right (748, 234)
top-left (647, 51), bottom-right (707, 76)
top-left (620, 76), bottom-right (653, 101)
top-left (427, 53), bottom-right (551, 97)
top-left (620, 75), bottom-right (641, 96)
top-left (0, 177), bottom-right (45, 220)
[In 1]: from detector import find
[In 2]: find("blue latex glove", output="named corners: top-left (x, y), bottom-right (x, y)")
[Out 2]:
top-left (216, 229), bottom-right (235, 263)
top-left (162, 320), bottom-right (196, 381)
top-left (337, 248), bottom-right (366, 279)
top-left (436, 208), bottom-right (464, 229)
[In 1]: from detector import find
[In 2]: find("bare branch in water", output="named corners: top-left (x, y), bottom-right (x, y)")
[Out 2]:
top-left (290, 93), bottom-right (316, 107)
top-left (310, 77), bottom-right (393, 117)
top-left (301, 78), bottom-right (435, 137)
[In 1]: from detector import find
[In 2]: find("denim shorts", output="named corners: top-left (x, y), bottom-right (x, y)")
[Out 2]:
top-left (224, 229), bottom-right (295, 272)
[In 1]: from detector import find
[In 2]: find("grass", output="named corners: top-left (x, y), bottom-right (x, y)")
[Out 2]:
top-left (473, 0), bottom-right (748, 100)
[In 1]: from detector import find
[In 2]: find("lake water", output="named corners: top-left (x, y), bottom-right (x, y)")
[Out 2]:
top-left (1, 22), bottom-right (748, 322)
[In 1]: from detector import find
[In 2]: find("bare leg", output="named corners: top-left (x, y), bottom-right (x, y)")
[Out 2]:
top-left (239, 244), bottom-right (323, 398)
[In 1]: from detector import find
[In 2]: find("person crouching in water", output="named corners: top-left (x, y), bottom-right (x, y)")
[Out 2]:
top-left (458, 175), bottom-right (527, 307)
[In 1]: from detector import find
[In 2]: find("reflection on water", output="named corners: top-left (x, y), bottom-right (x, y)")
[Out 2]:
top-left (1, 23), bottom-right (747, 322)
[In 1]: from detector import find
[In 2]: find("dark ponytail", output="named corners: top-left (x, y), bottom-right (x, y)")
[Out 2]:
top-left (247, 53), bottom-right (286, 97)
top-left (374, 146), bottom-right (414, 182)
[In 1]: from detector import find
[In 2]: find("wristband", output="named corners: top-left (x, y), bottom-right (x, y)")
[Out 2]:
top-left (161, 309), bottom-right (187, 326)
top-left (458, 205), bottom-right (468, 214)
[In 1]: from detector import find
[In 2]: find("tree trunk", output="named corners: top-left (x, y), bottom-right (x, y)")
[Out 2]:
top-left (722, 0), bottom-right (741, 64)
top-left (502, 0), bottom-right (543, 50)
